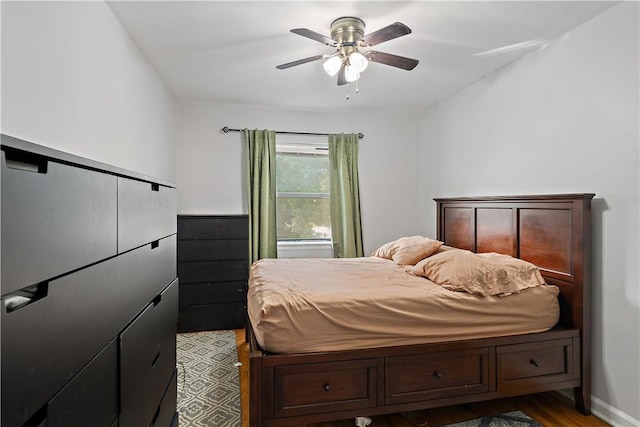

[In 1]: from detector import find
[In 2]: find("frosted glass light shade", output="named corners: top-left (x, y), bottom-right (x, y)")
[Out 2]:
top-left (345, 65), bottom-right (360, 82)
top-left (323, 56), bottom-right (342, 77)
top-left (349, 51), bottom-right (368, 73)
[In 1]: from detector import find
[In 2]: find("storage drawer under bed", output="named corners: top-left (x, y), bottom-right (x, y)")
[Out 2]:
top-left (497, 338), bottom-right (579, 391)
top-left (385, 348), bottom-right (490, 405)
top-left (271, 359), bottom-right (377, 418)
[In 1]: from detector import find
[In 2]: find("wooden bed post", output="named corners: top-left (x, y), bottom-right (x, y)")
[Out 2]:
top-left (248, 325), bottom-right (263, 427)
top-left (573, 195), bottom-right (593, 415)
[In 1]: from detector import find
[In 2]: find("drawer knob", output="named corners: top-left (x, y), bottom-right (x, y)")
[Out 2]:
top-left (324, 384), bottom-right (330, 392)
top-left (530, 359), bottom-right (540, 367)
top-left (434, 371), bottom-right (443, 379)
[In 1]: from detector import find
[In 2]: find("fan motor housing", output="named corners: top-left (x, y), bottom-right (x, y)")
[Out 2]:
top-left (330, 17), bottom-right (365, 44)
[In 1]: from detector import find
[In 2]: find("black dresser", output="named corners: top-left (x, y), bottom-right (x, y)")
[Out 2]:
top-left (1, 135), bottom-right (178, 427)
top-left (177, 215), bottom-right (248, 332)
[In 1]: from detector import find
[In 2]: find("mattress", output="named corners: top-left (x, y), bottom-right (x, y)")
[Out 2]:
top-left (247, 257), bottom-right (560, 354)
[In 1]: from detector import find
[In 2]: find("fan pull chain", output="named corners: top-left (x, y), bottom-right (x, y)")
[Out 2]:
top-left (346, 80), bottom-right (360, 100)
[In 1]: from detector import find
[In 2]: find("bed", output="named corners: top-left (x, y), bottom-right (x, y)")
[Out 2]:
top-left (247, 194), bottom-right (593, 426)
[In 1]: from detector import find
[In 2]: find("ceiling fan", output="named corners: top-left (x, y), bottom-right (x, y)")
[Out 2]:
top-left (276, 17), bottom-right (419, 86)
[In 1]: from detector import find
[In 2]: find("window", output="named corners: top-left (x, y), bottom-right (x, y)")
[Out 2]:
top-left (276, 142), bottom-right (331, 241)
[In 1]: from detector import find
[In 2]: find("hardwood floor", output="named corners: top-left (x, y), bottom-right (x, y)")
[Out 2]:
top-left (234, 329), bottom-right (609, 427)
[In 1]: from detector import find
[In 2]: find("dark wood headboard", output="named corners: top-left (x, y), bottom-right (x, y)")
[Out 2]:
top-left (435, 193), bottom-right (594, 409)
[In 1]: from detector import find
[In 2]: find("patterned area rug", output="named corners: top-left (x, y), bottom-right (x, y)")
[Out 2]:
top-left (176, 330), bottom-right (241, 427)
top-left (442, 411), bottom-right (542, 427)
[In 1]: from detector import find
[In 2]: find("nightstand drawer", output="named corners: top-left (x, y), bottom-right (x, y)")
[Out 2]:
top-left (273, 359), bottom-right (376, 418)
top-left (385, 348), bottom-right (490, 404)
top-left (497, 338), bottom-right (578, 390)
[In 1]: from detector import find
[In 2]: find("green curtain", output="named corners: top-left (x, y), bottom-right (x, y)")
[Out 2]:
top-left (329, 133), bottom-right (364, 258)
top-left (243, 129), bottom-right (278, 263)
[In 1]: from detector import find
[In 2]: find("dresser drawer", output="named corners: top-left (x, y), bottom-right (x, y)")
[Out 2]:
top-left (177, 215), bottom-right (248, 240)
top-left (1, 258), bottom-right (118, 427)
top-left (120, 279), bottom-right (178, 427)
top-left (273, 359), bottom-right (377, 418)
top-left (118, 177), bottom-right (176, 253)
top-left (178, 259), bottom-right (249, 285)
top-left (117, 235), bottom-right (177, 329)
top-left (178, 239), bottom-right (248, 261)
top-left (1, 149), bottom-right (117, 295)
top-left (497, 338), bottom-right (578, 391)
top-left (385, 348), bottom-right (490, 405)
top-left (45, 339), bottom-right (118, 427)
top-left (178, 301), bottom-right (246, 333)
top-left (179, 281), bottom-right (247, 306)
top-left (151, 370), bottom-right (177, 427)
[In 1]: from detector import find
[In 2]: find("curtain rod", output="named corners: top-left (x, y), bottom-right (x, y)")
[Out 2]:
top-left (220, 126), bottom-right (364, 139)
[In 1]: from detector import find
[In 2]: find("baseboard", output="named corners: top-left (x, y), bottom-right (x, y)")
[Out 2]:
top-left (591, 395), bottom-right (640, 427)
top-left (558, 389), bottom-right (639, 426)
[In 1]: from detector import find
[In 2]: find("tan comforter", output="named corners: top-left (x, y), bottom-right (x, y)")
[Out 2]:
top-left (248, 257), bottom-right (560, 354)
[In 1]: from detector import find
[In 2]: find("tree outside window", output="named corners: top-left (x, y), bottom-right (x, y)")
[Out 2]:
top-left (276, 145), bottom-right (331, 241)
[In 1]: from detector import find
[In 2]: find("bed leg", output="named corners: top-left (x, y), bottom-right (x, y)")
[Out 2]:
top-left (574, 385), bottom-right (591, 415)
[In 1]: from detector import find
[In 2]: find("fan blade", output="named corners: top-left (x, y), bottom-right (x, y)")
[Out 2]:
top-left (290, 28), bottom-right (337, 47)
top-left (473, 39), bottom-right (547, 57)
top-left (337, 65), bottom-right (348, 85)
top-left (366, 51), bottom-right (418, 70)
top-left (276, 54), bottom-right (324, 70)
top-left (359, 22), bottom-right (412, 47)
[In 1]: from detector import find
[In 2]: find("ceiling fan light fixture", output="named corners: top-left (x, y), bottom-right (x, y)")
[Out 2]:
top-left (344, 65), bottom-right (360, 82)
top-left (277, 16), bottom-right (418, 92)
top-left (323, 56), bottom-right (342, 76)
top-left (349, 51), bottom-right (368, 73)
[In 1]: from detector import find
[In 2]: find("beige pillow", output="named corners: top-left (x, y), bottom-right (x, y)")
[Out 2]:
top-left (371, 236), bottom-right (442, 265)
top-left (410, 249), bottom-right (545, 296)
top-left (435, 244), bottom-right (456, 254)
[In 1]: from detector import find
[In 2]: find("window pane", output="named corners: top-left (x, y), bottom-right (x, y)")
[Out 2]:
top-left (276, 154), bottom-right (329, 193)
top-left (277, 196), bottom-right (331, 240)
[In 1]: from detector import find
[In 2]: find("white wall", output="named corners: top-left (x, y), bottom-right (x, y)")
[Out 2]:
top-left (416, 2), bottom-right (639, 425)
top-left (1, 1), bottom-right (176, 182)
top-left (176, 101), bottom-right (419, 255)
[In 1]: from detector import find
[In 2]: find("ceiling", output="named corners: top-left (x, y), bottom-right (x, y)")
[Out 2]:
top-left (107, 1), bottom-right (616, 113)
